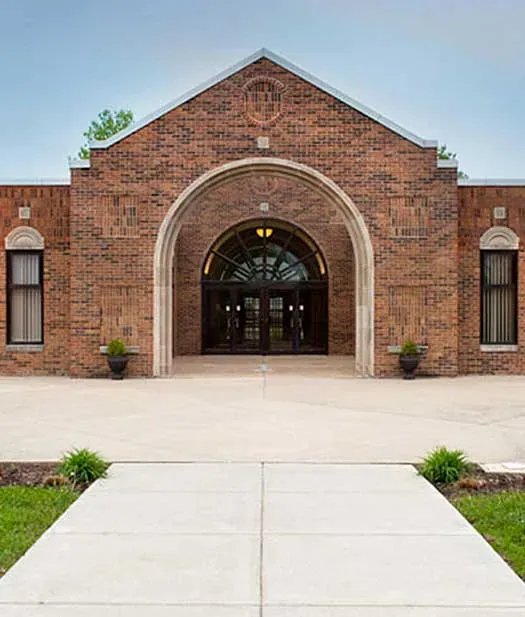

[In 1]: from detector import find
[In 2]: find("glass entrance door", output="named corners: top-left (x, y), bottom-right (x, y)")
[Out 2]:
top-left (203, 284), bottom-right (328, 354)
top-left (233, 290), bottom-right (261, 352)
top-left (202, 288), bottom-right (232, 352)
top-left (297, 287), bottom-right (328, 353)
top-left (267, 289), bottom-right (295, 353)
top-left (202, 219), bottom-right (329, 354)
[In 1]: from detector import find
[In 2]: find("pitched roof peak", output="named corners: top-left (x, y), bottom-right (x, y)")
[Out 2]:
top-left (82, 48), bottom-right (437, 156)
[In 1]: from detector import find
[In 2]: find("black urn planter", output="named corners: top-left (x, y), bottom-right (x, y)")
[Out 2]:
top-left (107, 355), bottom-right (129, 380)
top-left (399, 353), bottom-right (420, 380)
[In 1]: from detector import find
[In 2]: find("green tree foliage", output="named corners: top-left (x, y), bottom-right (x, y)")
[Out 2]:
top-left (437, 144), bottom-right (457, 160)
top-left (78, 109), bottom-right (134, 159)
top-left (437, 144), bottom-right (469, 179)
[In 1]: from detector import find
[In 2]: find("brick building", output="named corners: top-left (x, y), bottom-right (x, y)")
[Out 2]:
top-left (1, 49), bottom-right (524, 377)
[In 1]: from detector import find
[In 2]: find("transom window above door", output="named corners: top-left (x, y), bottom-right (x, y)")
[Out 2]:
top-left (202, 219), bottom-right (327, 282)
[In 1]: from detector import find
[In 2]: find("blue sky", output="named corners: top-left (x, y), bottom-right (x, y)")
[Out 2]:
top-left (0, 0), bottom-right (523, 180)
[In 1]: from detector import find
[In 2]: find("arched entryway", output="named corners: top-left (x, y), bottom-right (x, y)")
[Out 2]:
top-left (202, 218), bottom-right (328, 354)
top-left (154, 157), bottom-right (374, 376)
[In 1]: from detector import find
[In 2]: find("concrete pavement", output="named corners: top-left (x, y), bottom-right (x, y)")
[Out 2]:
top-left (0, 463), bottom-right (524, 615)
top-left (1, 369), bottom-right (525, 463)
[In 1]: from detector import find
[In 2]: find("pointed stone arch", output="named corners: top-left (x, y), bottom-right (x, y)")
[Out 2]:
top-left (154, 158), bottom-right (374, 376)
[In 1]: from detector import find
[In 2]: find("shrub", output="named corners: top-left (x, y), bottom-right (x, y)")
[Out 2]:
top-left (419, 446), bottom-right (472, 485)
top-left (57, 448), bottom-right (109, 486)
top-left (107, 339), bottom-right (127, 356)
top-left (400, 339), bottom-right (418, 355)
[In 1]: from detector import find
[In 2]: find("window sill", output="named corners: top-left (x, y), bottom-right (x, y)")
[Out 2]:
top-left (6, 344), bottom-right (44, 353)
top-left (99, 345), bottom-right (140, 355)
top-left (480, 344), bottom-right (518, 353)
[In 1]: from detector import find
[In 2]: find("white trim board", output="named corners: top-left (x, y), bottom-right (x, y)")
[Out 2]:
top-left (69, 159), bottom-right (90, 169)
top-left (0, 178), bottom-right (70, 186)
top-left (459, 179), bottom-right (525, 187)
top-left (88, 48), bottom-right (438, 152)
top-left (437, 159), bottom-right (458, 168)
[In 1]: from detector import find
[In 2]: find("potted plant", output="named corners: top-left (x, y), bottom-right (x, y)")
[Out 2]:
top-left (106, 339), bottom-right (129, 380)
top-left (399, 339), bottom-right (420, 380)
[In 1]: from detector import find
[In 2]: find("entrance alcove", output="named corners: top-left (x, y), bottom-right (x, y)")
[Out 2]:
top-left (154, 158), bottom-right (374, 376)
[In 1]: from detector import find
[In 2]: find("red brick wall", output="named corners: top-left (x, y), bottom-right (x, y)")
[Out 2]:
top-left (0, 185), bottom-right (70, 375)
top-left (459, 185), bottom-right (525, 373)
top-left (66, 57), bottom-right (458, 377)
top-left (69, 177), bottom-right (154, 377)
top-left (0, 57), bottom-right (461, 378)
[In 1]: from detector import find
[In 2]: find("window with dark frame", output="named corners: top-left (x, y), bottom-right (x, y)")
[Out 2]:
top-left (481, 250), bottom-right (517, 345)
top-left (7, 251), bottom-right (43, 344)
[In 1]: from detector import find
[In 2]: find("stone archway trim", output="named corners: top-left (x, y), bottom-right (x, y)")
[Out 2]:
top-left (154, 157), bottom-right (374, 377)
top-left (480, 226), bottom-right (519, 250)
top-left (5, 226), bottom-right (45, 250)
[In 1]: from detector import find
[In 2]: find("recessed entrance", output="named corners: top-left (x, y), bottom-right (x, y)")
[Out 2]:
top-left (154, 157), bottom-right (374, 376)
top-left (202, 219), bottom-right (328, 354)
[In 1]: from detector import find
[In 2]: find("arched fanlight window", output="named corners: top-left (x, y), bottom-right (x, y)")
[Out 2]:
top-left (202, 219), bottom-right (326, 282)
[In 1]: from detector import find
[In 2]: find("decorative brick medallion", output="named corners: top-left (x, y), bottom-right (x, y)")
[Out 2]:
top-left (244, 77), bottom-right (284, 125)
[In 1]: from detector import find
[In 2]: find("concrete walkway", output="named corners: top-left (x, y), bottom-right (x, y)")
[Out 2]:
top-left (1, 372), bottom-right (525, 463)
top-left (1, 463), bottom-right (524, 615)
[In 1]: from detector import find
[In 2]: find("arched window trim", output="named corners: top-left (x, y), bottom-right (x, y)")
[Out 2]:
top-left (5, 226), bottom-right (45, 250)
top-left (480, 226), bottom-right (518, 251)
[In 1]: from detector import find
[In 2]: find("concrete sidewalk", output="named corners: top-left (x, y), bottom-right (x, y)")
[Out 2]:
top-left (1, 374), bottom-right (525, 463)
top-left (0, 463), bottom-right (524, 615)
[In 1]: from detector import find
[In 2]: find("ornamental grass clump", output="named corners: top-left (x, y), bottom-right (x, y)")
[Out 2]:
top-left (57, 448), bottom-right (109, 486)
top-left (420, 446), bottom-right (472, 485)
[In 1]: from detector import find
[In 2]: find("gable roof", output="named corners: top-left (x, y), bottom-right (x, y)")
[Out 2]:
top-left (77, 48), bottom-right (437, 161)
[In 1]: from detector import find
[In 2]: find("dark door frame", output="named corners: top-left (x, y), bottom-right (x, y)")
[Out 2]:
top-left (202, 281), bottom-right (328, 355)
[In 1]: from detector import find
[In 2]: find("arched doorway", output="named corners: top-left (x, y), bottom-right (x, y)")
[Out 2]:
top-left (154, 157), bottom-right (374, 377)
top-left (202, 218), bottom-right (328, 354)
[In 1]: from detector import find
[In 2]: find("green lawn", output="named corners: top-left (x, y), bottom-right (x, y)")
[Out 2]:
top-left (454, 492), bottom-right (525, 580)
top-left (0, 486), bottom-right (77, 576)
